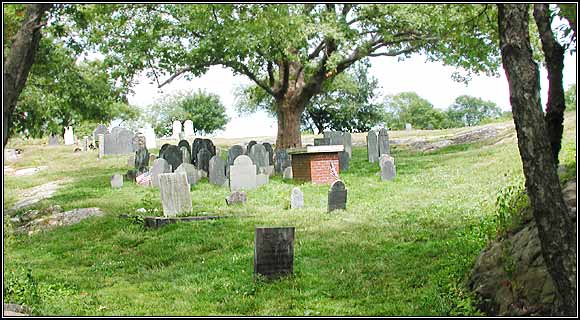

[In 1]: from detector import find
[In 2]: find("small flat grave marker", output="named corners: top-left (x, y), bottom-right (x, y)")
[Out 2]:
top-left (254, 227), bottom-right (295, 280)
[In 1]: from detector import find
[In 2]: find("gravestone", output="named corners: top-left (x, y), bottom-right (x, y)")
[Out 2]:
top-left (209, 155), bottom-right (227, 186)
top-left (256, 173), bottom-right (269, 187)
top-left (290, 187), bottom-right (304, 209)
top-left (227, 145), bottom-right (245, 177)
top-left (229, 155), bottom-right (257, 191)
top-left (249, 144), bottom-right (269, 174)
top-left (175, 163), bottom-right (200, 185)
top-left (343, 132), bottom-right (352, 158)
top-left (191, 138), bottom-right (204, 166)
top-left (98, 134), bottom-right (105, 158)
top-left (172, 120), bottom-right (182, 139)
top-left (367, 130), bottom-right (379, 163)
top-left (161, 145), bottom-right (183, 173)
top-left (178, 139), bottom-right (191, 156)
top-left (328, 180), bottom-right (347, 212)
top-left (405, 123), bottom-right (412, 131)
top-left (158, 172), bottom-right (192, 217)
top-left (259, 165), bottom-right (275, 177)
top-left (246, 140), bottom-right (257, 155)
top-left (379, 154), bottom-right (396, 181)
top-left (142, 126), bottom-right (156, 149)
top-left (183, 120), bottom-right (194, 137)
top-left (125, 169), bottom-right (138, 182)
top-left (378, 128), bottom-right (390, 156)
top-left (149, 154), bottom-right (157, 164)
top-left (274, 149), bottom-right (291, 174)
top-left (197, 148), bottom-right (211, 174)
top-left (93, 124), bottom-right (108, 144)
top-left (103, 127), bottom-right (136, 155)
top-left (82, 136), bottom-right (89, 152)
top-left (254, 227), bottom-right (295, 280)
top-left (48, 135), bottom-right (59, 146)
top-left (159, 143), bottom-right (170, 158)
top-left (150, 158), bottom-right (172, 187)
top-left (226, 191), bottom-right (247, 205)
top-left (127, 154), bottom-right (135, 167)
top-left (339, 151), bottom-right (350, 172)
top-left (262, 142), bottom-right (274, 165)
top-left (202, 139), bottom-right (216, 157)
top-left (323, 131), bottom-right (343, 146)
top-left (283, 167), bottom-right (293, 180)
top-left (181, 146), bottom-right (191, 165)
top-left (64, 126), bottom-right (75, 145)
top-left (132, 134), bottom-right (147, 151)
top-left (314, 138), bottom-right (330, 146)
top-left (110, 173), bottom-right (123, 189)
top-left (135, 146), bottom-right (150, 173)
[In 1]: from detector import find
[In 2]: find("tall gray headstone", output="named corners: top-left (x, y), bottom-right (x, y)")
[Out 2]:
top-left (378, 128), bottom-right (390, 156)
top-left (343, 132), bottom-right (352, 158)
top-left (274, 149), bottom-right (291, 174)
top-left (249, 144), bottom-right (269, 174)
top-left (110, 173), bottom-right (123, 189)
top-left (135, 146), bottom-right (150, 173)
top-left (181, 146), bottom-right (191, 165)
top-left (98, 134), bottom-right (105, 159)
top-left (379, 154), bottom-right (396, 181)
top-left (246, 140), bottom-right (257, 155)
top-left (339, 151), bottom-right (349, 172)
top-left (175, 163), bottom-right (200, 185)
top-left (328, 180), bottom-right (347, 212)
top-left (150, 158), bottom-right (172, 187)
top-left (197, 148), bottom-right (211, 174)
top-left (161, 145), bottom-right (183, 173)
top-left (227, 145), bottom-right (245, 177)
top-left (367, 130), bottom-right (379, 163)
top-left (262, 142), bottom-right (274, 165)
top-left (209, 155), bottom-right (227, 186)
top-left (93, 124), bottom-right (108, 144)
top-left (158, 172), bottom-right (192, 217)
top-left (229, 155), bottom-right (257, 191)
top-left (254, 227), bottom-right (295, 280)
top-left (290, 187), bottom-right (304, 209)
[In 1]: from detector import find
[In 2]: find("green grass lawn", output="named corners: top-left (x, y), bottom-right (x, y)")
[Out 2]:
top-left (3, 112), bottom-right (576, 316)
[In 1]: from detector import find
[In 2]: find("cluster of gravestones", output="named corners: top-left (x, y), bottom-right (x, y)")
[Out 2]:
top-left (313, 131), bottom-right (352, 172)
top-left (367, 128), bottom-right (396, 181)
top-left (171, 120), bottom-right (196, 140)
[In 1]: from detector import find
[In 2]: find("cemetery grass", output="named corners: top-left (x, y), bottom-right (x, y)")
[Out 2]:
top-left (3, 112), bottom-right (577, 316)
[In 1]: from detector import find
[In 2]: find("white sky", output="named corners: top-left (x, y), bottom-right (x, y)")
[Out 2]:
top-left (127, 52), bottom-right (577, 138)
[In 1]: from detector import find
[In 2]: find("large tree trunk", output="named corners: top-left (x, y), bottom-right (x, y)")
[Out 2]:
top-left (275, 97), bottom-right (307, 149)
top-left (498, 4), bottom-right (577, 316)
top-left (3, 4), bottom-right (51, 147)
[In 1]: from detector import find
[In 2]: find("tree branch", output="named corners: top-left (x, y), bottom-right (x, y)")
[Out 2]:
top-left (157, 67), bottom-right (192, 88)
top-left (308, 41), bottom-right (326, 60)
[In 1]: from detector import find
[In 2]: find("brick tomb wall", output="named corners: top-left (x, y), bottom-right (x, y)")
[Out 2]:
top-left (291, 153), bottom-right (340, 184)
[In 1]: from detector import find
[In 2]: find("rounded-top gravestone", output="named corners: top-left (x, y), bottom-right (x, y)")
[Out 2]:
top-left (197, 148), bottom-right (212, 174)
top-left (159, 143), bottom-right (170, 158)
top-left (246, 140), bottom-right (257, 155)
top-left (249, 143), bottom-right (269, 173)
top-left (209, 155), bottom-right (227, 186)
top-left (161, 145), bottom-right (183, 173)
top-left (150, 158), bottom-right (172, 187)
top-left (202, 139), bottom-right (216, 157)
top-left (262, 142), bottom-right (274, 165)
top-left (328, 180), bottom-right (347, 212)
top-left (191, 138), bottom-right (204, 165)
top-left (134, 146), bottom-right (150, 173)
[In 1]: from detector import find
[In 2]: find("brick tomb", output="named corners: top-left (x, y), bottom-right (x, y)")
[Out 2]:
top-left (288, 145), bottom-right (343, 184)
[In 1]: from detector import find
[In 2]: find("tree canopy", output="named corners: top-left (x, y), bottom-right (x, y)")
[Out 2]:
top-left (447, 95), bottom-right (502, 127)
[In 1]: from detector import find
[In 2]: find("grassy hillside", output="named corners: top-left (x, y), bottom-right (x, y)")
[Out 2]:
top-left (3, 112), bottom-right (576, 316)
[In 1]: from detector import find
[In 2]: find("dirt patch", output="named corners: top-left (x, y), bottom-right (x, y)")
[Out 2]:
top-left (6, 179), bottom-right (71, 215)
top-left (16, 207), bottom-right (105, 235)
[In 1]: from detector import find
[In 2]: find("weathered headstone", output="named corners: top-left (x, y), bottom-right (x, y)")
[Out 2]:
top-left (290, 187), bottom-right (304, 209)
top-left (150, 158), bottom-right (172, 187)
top-left (246, 140), bottom-right (257, 155)
top-left (180, 146), bottom-right (191, 165)
top-left (158, 172), bottom-right (192, 217)
top-left (161, 145), bottom-right (183, 173)
top-left (343, 132), bottom-right (352, 158)
top-left (132, 134), bottom-right (147, 151)
top-left (127, 154), bottom-right (135, 167)
top-left (227, 145), bottom-right (245, 177)
top-left (175, 163), bottom-right (200, 185)
top-left (283, 167), bottom-right (293, 180)
top-left (159, 143), bottom-right (170, 158)
top-left (367, 130), bottom-right (379, 163)
top-left (103, 127), bottom-right (136, 154)
top-left (197, 148), bottom-right (211, 174)
top-left (314, 138), bottom-right (330, 146)
top-left (81, 136), bottom-right (88, 152)
top-left (405, 123), bottom-right (412, 131)
top-left (274, 149), bottom-right (291, 174)
top-left (226, 191), bottom-right (247, 205)
top-left (201, 139), bottom-right (216, 157)
top-left (209, 155), bottom-right (227, 186)
top-left (178, 139), bottom-right (191, 155)
top-left (48, 135), bottom-right (59, 146)
top-left (98, 134), bottom-right (105, 159)
top-left (229, 155), bottom-right (257, 191)
top-left (256, 173), bottom-right (269, 187)
top-left (338, 151), bottom-right (350, 172)
top-left (191, 138), bottom-right (204, 166)
top-left (328, 180), bottom-right (347, 212)
top-left (262, 142), bottom-right (274, 165)
top-left (64, 126), bottom-right (75, 145)
top-left (93, 124), bottom-right (108, 144)
top-left (110, 173), bottom-right (123, 189)
top-left (378, 128), bottom-right (390, 156)
top-left (183, 120), bottom-right (194, 137)
top-left (323, 131), bottom-right (343, 146)
top-left (379, 154), bottom-right (396, 181)
top-left (249, 144), bottom-right (269, 174)
top-left (172, 120), bottom-right (182, 139)
top-left (135, 146), bottom-right (150, 173)
top-left (254, 227), bottom-right (295, 280)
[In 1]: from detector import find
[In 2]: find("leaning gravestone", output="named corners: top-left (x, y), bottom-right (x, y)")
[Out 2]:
top-left (367, 130), bottom-right (379, 163)
top-left (209, 155), bottom-right (227, 186)
top-left (183, 120), bottom-right (194, 137)
top-left (150, 158), bottom-right (172, 187)
top-left (161, 145), bottom-right (183, 173)
top-left (249, 143), bottom-right (269, 174)
top-left (290, 187), bottom-right (304, 209)
top-left (48, 135), bottom-right (59, 146)
top-left (110, 173), bottom-right (123, 189)
top-left (254, 227), bottom-right (295, 280)
top-left (197, 148), bottom-right (211, 174)
top-left (158, 172), bottom-right (192, 217)
top-left (328, 180), bottom-right (347, 212)
top-left (314, 138), bottom-right (330, 146)
top-left (229, 155), bottom-right (257, 191)
top-left (64, 126), bottom-right (75, 145)
top-left (172, 120), bottom-right (182, 139)
top-left (134, 146), bottom-right (150, 173)
top-left (379, 154), bottom-right (396, 181)
top-left (246, 140), bottom-right (257, 155)
top-left (378, 128), bottom-right (390, 156)
top-left (227, 145), bottom-right (245, 177)
top-left (339, 151), bottom-right (350, 172)
top-left (191, 138), bottom-right (204, 166)
top-left (175, 163), bottom-right (200, 185)
top-left (226, 191), bottom-right (247, 205)
top-left (262, 142), bottom-right (274, 165)
top-left (274, 149), bottom-right (292, 174)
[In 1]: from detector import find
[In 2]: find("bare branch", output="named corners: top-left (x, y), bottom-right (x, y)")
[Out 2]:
top-left (308, 41), bottom-right (326, 60)
top-left (368, 46), bottom-right (419, 57)
top-left (157, 67), bottom-right (192, 88)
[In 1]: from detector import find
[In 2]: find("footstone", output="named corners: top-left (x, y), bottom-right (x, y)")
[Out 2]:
top-left (283, 167), bottom-right (293, 180)
top-left (290, 187), bottom-right (304, 209)
top-left (4, 149), bottom-right (18, 162)
top-left (339, 151), bottom-right (350, 172)
top-left (175, 163), bottom-right (200, 185)
top-left (256, 173), bottom-right (269, 187)
top-left (197, 148), bottom-right (211, 174)
top-left (262, 142), bottom-right (274, 165)
top-left (254, 227), bottom-right (295, 280)
top-left (150, 158), bottom-right (172, 187)
top-left (226, 191), bottom-right (247, 205)
top-left (246, 140), bottom-right (257, 154)
top-left (328, 180), bottom-right (347, 212)
top-left (161, 145), bottom-right (183, 173)
top-left (111, 173), bottom-right (123, 188)
top-left (379, 154), bottom-right (396, 181)
top-left (229, 155), bottom-right (257, 191)
top-left (274, 149), bottom-right (291, 174)
top-left (314, 138), bottom-right (330, 146)
top-left (367, 130), bottom-right (379, 163)
top-left (209, 155), bottom-right (227, 186)
top-left (249, 144), bottom-right (269, 174)
top-left (158, 172), bottom-right (192, 217)
top-left (378, 128), bottom-right (390, 156)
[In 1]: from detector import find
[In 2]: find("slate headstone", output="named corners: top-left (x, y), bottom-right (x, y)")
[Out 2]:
top-left (226, 191), bottom-right (247, 205)
top-left (338, 151), bottom-right (350, 172)
top-left (229, 155), bottom-right (257, 191)
top-left (103, 127), bottom-right (135, 154)
top-left (125, 169), bottom-right (138, 182)
top-left (178, 139), bottom-right (191, 155)
top-left (254, 227), bottom-right (295, 280)
top-left (343, 132), bottom-right (352, 158)
top-left (191, 138), bottom-right (204, 166)
top-left (274, 149), bottom-right (291, 174)
top-left (323, 131), bottom-right (343, 146)
top-left (379, 154), bottom-right (396, 181)
top-left (262, 142), bottom-right (274, 165)
top-left (175, 163), bottom-right (200, 185)
top-left (227, 145), bottom-right (245, 177)
top-left (132, 134), bottom-right (147, 151)
top-left (378, 128), bottom-right (390, 156)
top-left (161, 145), bottom-right (183, 173)
top-left (209, 155), bottom-right (227, 186)
top-left (159, 143), bottom-right (170, 158)
top-left (180, 146), bottom-right (191, 165)
top-left (158, 172), bottom-right (192, 217)
top-left (328, 180), bottom-right (347, 212)
top-left (150, 158), bottom-right (172, 187)
top-left (367, 130), bottom-right (379, 163)
top-left (197, 148), bottom-right (211, 174)
top-left (135, 146), bottom-right (150, 173)
top-left (314, 138), bottom-right (330, 146)
top-left (249, 144), bottom-right (269, 174)
top-left (290, 187), bottom-right (304, 209)
top-left (110, 173), bottom-right (123, 189)
top-left (246, 140), bottom-right (257, 155)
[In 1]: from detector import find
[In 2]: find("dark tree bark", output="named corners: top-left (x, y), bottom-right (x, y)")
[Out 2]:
top-left (3, 4), bottom-right (51, 147)
top-left (533, 4), bottom-right (567, 165)
top-left (497, 4), bottom-right (577, 316)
